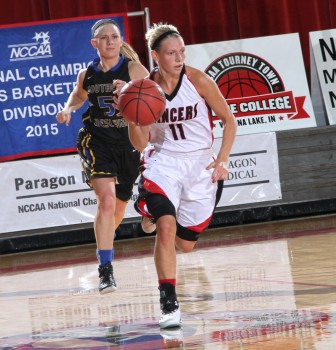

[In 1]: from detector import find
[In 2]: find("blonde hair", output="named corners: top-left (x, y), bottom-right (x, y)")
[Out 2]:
top-left (121, 42), bottom-right (140, 62)
top-left (146, 23), bottom-right (181, 51)
top-left (92, 19), bottom-right (140, 63)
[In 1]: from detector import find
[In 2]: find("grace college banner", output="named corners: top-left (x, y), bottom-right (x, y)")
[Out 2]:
top-left (0, 14), bottom-right (128, 162)
top-left (186, 33), bottom-right (317, 136)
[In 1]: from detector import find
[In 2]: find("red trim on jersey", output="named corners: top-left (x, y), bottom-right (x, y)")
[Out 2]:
top-left (143, 178), bottom-right (168, 197)
top-left (209, 110), bottom-right (215, 145)
top-left (186, 215), bottom-right (212, 233)
top-left (137, 178), bottom-right (169, 218)
top-left (136, 198), bottom-right (152, 218)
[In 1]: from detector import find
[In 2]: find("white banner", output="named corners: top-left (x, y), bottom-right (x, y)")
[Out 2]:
top-left (1, 132), bottom-right (280, 234)
top-left (309, 29), bottom-right (336, 125)
top-left (215, 132), bottom-right (281, 207)
top-left (186, 33), bottom-right (316, 137)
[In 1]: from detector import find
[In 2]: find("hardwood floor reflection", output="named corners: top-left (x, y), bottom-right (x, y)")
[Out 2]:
top-left (1, 214), bottom-right (336, 349)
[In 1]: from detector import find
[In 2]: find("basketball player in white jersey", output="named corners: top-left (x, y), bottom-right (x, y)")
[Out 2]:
top-left (127, 23), bottom-right (237, 329)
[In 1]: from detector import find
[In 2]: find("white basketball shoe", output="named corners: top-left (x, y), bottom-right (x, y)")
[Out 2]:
top-left (159, 284), bottom-right (182, 329)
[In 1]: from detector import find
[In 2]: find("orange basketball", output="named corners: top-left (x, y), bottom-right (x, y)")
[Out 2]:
top-left (118, 78), bottom-right (166, 126)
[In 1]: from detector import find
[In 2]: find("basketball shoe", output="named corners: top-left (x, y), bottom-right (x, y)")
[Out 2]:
top-left (159, 284), bottom-right (182, 329)
top-left (98, 262), bottom-right (117, 294)
top-left (141, 216), bottom-right (156, 234)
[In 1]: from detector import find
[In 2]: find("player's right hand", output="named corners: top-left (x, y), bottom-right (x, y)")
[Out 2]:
top-left (56, 110), bottom-right (71, 126)
top-left (113, 79), bottom-right (127, 95)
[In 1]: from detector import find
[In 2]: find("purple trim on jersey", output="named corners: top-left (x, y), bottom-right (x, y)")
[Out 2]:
top-left (92, 54), bottom-right (125, 72)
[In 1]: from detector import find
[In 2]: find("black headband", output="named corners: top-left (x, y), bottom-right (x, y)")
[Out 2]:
top-left (151, 30), bottom-right (180, 50)
top-left (91, 19), bottom-right (119, 37)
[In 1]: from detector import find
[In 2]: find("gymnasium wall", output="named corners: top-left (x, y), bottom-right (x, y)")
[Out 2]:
top-left (2, 125), bottom-right (335, 254)
top-left (1, 0), bottom-right (335, 81)
top-left (211, 125), bottom-right (336, 228)
top-left (0, 0), bottom-right (335, 253)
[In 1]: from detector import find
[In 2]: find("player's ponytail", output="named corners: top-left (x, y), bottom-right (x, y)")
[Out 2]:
top-left (121, 42), bottom-right (140, 63)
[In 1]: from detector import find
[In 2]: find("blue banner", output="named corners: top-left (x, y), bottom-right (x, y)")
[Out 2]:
top-left (0, 14), bottom-right (128, 162)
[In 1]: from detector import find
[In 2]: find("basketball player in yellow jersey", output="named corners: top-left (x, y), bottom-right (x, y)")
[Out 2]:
top-left (127, 23), bottom-right (237, 329)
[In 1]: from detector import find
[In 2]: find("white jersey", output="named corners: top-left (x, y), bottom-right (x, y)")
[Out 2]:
top-left (137, 67), bottom-right (221, 234)
top-left (149, 66), bottom-right (214, 153)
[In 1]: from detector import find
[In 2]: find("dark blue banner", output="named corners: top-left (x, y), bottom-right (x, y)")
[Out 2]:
top-left (0, 14), bottom-right (128, 162)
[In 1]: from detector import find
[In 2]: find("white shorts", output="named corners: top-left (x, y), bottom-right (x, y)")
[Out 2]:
top-left (139, 146), bottom-right (218, 232)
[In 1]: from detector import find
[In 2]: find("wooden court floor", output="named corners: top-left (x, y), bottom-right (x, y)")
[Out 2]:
top-left (1, 214), bottom-right (336, 349)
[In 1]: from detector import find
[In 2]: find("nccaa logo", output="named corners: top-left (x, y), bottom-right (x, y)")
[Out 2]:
top-left (9, 32), bottom-right (52, 62)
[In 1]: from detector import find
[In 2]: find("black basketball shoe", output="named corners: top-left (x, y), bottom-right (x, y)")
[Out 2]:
top-left (98, 262), bottom-right (117, 294)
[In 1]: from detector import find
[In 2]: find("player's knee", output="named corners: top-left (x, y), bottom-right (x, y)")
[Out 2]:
top-left (156, 216), bottom-right (177, 246)
top-left (96, 193), bottom-right (116, 214)
top-left (98, 200), bottom-right (115, 214)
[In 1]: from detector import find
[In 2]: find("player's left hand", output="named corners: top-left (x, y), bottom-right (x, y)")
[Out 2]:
top-left (207, 160), bottom-right (229, 183)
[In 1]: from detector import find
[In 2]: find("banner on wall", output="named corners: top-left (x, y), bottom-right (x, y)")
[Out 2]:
top-left (0, 14), bottom-right (129, 162)
top-left (186, 33), bottom-right (317, 137)
top-left (0, 132), bottom-right (280, 234)
top-left (309, 29), bottom-right (336, 125)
